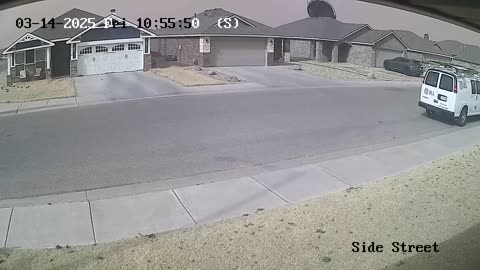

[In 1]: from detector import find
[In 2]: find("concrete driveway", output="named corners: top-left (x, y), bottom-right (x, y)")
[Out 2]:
top-left (211, 66), bottom-right (339, 88)
top-left (74, 71), bottom-right (184, 105)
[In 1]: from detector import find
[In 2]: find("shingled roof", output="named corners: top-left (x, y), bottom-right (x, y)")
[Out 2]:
top-left (436, 40), bottom-right (480, 65)
top-left (32, 8), bottom-right (103, 40)
top-left (275, 17), bottom-right (369, 41)
top-left (154, 8), bottom-right (279, 37)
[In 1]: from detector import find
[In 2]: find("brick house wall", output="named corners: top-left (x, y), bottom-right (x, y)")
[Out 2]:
top-left (290, 40), bottom-right (314, 60)
top-left (347, 44), bottom-right (375, 66)
top-left (375, 35), bottom-right (406, 51)
top-left (405, 51), bottom-right (450, 63)
top-left (451, 59), bottom-right (480, 70)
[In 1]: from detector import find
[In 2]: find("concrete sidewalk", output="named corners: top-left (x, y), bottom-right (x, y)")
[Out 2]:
top-left (1, 124), bottom-right (478, 249)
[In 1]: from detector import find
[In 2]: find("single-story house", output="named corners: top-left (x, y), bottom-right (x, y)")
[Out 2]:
top-left (435, 40), bottom-right (480, 70)
top-left (275, 17), bottom-right (372, 62)
top-left (349, 30), bottom-right (452, 67)
top-left (2, 8), bottom-right (155, 85)
top-left (151, 8), bottom-right (282, 67)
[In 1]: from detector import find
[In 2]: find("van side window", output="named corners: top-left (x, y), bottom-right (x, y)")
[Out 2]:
top-left (477, 81), bottom-right (480, 94)
top-left (472, 80), bottom-right (477, 94)
top-left (439, 74), bottom-right (454, 92)
top-left (425, 71), bottom-right (439, 87)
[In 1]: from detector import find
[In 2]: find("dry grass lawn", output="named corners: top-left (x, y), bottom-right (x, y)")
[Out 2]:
top-left (0, 78), bottom-right (76, 103)
top-left (1, 145), bottom-right (479, 270)
top-left (151, 66), bottom-right (225, 87)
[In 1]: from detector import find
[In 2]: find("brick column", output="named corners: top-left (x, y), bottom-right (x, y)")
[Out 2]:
top-left (6, 75), bottom-right (13, 86)
top-left (315, 41), bottom-right (330, 62)
top-left (46, 69), bottom-right (52, 80)
top-left (69, 60), bottom-right (77, 77)
top-left (283, 39), bottom-right (291, 62)
top-left (267, 52), bottom-right (274, 66)
top-left (332, 45), bottom-right (339, 63)
top-left (143, 54), bottom-right (152, 71)
top-left (309, 41), bottom-right (316, 59)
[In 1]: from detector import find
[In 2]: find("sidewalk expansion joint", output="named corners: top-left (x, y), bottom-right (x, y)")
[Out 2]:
top-left (250, 176), bottom-right (290, 204)
top-left (4, 208), bottom-right (13, 248)
top-left (87, 200), bottom-right (97, 245)
top-left (172, 189), bottom-right (197, 225)
top-left (315, 165), bottom-right (353, 187)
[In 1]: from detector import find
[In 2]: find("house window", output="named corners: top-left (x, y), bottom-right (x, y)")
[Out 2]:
top-left (35, 49), bottom-right (45, 61)
top-left (79, 47), bottom-right (92, 55)
top-left (96, 46), bottom-right (108, 53)
top-left (112, 44), bottom-right (125, 52)
top-left (14, 51), bottom-right (25, 65)
top-left (144, 38), bottom-right (150, 54)
top-left (128, 43), bottom-right (141, 51)
top-left (25, 50), bottom-right (35, 64)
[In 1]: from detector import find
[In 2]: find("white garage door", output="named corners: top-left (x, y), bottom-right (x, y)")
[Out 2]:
top-left (375, 49), bottom-right (403, 68)
top-left (210, 37), bottom-right (266, 66)
top-left (78, 42), bottom-right (143, 76)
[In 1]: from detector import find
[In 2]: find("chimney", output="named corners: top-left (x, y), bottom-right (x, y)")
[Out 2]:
top-left (110, 9), bottom-right (116, 15)
top-left (424, 34), bottom-right (429, 40)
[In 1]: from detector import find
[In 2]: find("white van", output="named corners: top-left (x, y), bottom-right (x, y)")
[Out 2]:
top-left (418, 68), bottom-right (480, 126)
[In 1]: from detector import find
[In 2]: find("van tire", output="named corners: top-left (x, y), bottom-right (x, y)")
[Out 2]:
top-left (456, 107), bottom-right (468, 127)
top-left (426, 109), bottom-right (434, 116)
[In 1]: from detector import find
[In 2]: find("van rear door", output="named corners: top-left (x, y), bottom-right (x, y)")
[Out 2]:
top-left (421, 70), bottom-right (440, 107)
top-left (436, 73), bottom-right (456, 112)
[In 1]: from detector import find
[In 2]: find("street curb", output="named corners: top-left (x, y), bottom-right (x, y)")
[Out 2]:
top-left (17, 103), bottom-right (79, 114)
top-left (0, 81), bottom-right (421, 118)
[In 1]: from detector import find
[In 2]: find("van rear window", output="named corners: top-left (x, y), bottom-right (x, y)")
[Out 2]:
top-left (439, 74), bottom-right (454, 92)
top-left (425, 71), bottom-right (439, 87)
top-left (472, 81), bottom-right (477, 94)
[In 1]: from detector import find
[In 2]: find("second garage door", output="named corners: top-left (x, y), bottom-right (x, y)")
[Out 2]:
top-left (78, 42), bottom-right (144, 76)
top-left (375, 49), bottom-right (403, 68)
top-left (210, 37), bottom-right (267, 66)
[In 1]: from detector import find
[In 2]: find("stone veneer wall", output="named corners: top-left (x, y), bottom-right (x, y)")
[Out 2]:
top-left (70, 60), bottom-right (77, 77)
top-left (143, 54), bottom-right (152, 71)
top-left (347, 44), bottom-right (375, 67)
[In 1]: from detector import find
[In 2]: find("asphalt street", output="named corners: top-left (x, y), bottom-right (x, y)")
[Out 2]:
top-left (0, 82), bottom-right (472, 199)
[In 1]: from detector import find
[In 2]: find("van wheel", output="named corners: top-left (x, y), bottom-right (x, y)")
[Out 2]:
top-left (426, 109), bottom-right (434, 116)
top-left (456, 107), bottom-right (468, 127)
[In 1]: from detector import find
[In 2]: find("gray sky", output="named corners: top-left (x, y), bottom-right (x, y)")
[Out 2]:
top-left (1, 0), bottom-right (480, 48)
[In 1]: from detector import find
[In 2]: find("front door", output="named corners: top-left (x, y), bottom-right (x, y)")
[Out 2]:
top-left (51, 41), bottom-right (71, 77)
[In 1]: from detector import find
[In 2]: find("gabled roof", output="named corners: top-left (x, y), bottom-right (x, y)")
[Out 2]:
top-left (154, 8), bottom-right (279, 37)
top-left (32, 8), bottom-right (104, 41)
top-left (2, 33), bottom-right (55, 55)
top-left (351, 30), bottom-right (393, 44)
top-left (436, 40), bottom-right (480, 65)
top-left (392, 30), bottom-right (447, 56)
top-left (66, 14), bottom-right (156, 43)
top-left (275, 17), bottom-right (369, 41)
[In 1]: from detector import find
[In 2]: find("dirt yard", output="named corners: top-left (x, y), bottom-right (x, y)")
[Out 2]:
top-left (150, 66), bottom-right (227, 87)
top-left (0, 78), bottom-right (76, 103)
top-left (293, 61), bottom-right (424, 82)
top-left (1, 145), bottom-right (479, 270)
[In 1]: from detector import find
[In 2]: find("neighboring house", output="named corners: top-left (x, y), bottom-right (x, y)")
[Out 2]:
top-left (2, 8), bottom-right (155, 85)
top-left (152, 8), bottom-right (281, 67)
top-left (350, 30), bottom-right (451, 67)
top-left (275, 17), bottom-right (371, 63)
top-left (436, 40), bottom-right (480, 70)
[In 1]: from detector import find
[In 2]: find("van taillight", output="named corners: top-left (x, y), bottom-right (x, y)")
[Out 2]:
top-left (454, 82), bottom-right (458, 93)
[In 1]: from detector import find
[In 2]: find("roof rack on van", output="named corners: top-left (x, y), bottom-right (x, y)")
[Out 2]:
top-left (430, 65), bottom-right (479, 77)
